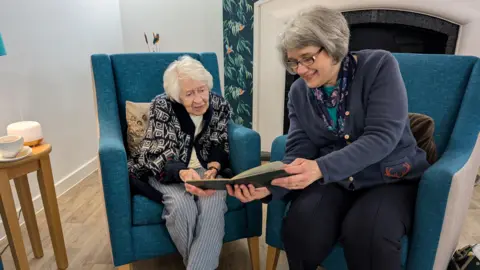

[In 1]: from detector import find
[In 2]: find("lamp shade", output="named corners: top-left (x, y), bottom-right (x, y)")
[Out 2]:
top-left (0, 33), bottom-right (6, 56)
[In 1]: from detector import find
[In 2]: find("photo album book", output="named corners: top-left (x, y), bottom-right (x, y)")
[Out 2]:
top-left (186, 161), bottom-right (291, 190)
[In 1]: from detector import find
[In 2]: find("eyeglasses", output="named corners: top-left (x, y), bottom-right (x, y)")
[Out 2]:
top-left (285, 48), bottom-right (324, 74)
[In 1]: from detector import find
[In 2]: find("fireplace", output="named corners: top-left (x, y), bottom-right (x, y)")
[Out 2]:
top-left (282, 10), bottom-right (460, 134)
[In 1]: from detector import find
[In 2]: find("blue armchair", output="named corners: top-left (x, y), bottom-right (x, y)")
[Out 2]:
top-left (265, 54), bottom-right (480, 270)
top-left (91, 52), bottom-right (262, 269)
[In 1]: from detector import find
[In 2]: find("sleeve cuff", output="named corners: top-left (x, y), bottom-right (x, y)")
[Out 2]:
top-left (266, 185), bottom-right (290, 201)
top-left (261, 194), bottom-right (273, 204)
top-left (316, 157), bottom-right (331, 184)
top-left (163, 160), bottom-right (187, 184)
top-left (209, 146), bottom-right (229, 169)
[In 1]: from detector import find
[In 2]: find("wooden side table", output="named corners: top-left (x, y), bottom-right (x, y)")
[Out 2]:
top-left (0, 144), bottom-right (68, 270)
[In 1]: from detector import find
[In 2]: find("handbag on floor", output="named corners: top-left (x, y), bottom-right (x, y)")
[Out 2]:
top-left (448, 244), bottom-right (480, 270)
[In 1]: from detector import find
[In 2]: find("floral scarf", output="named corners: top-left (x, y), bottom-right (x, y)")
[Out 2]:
top-left (310, 53), bottom-right (357, 136)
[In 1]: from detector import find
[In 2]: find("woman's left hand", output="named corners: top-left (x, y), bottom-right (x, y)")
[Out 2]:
top-left (203, 169), bottom-right (218, 179)
top-left (271, 158), bottom-right (323, 190)
top-left (204, 162), bottom-right (220, 179)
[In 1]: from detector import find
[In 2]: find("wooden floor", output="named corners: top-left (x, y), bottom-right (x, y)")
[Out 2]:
top-left (0, 171), bottom-right (479, 270)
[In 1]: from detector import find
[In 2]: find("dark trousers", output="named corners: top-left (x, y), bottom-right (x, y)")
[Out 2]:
top-left (282, 181), bottom-right (419, 270)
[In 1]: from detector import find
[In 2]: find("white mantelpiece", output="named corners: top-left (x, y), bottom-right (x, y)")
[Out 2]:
top-left (252, 0), bottom-right (480, 152)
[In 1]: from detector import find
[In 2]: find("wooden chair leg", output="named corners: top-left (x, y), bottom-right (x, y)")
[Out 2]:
top-left (266, 245), bottom-right (281, 270)
top-left (117, 263), bottom-right (133, 270)
top-left (14, 175), bottom-right (44, 258)
top-left (247, 237), bottom-right (260, 270)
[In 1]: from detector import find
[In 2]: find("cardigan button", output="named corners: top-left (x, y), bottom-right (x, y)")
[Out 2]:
top-left (348, 176), bottom-right (354, 182)
top-left (344, 134), bottom-right (350, 140)
top-left (345, 111), bottom-right (350, 116)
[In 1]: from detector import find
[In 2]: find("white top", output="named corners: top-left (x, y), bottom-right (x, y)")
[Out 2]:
top-left (188, 115), bottom-right (204, 169)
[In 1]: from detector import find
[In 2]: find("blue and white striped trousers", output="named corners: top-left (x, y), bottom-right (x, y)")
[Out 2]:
top-left (149, 167), bottom-right (227, 270)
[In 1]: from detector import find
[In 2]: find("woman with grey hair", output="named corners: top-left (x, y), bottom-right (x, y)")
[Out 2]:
top-left (128, 55), bottom-right (232, 270)
top-left (229, 6), bottom-right (430, 270)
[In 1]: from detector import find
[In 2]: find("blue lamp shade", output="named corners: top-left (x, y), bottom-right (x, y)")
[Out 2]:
top-left (0, 33), bottom-right (6, 56)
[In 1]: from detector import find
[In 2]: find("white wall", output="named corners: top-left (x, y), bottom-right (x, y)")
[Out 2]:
top-left (0, 0), bottom-right (124, 238)
top-left (118, 0), bottom-right (225, 90)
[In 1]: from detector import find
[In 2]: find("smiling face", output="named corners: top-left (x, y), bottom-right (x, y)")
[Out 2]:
top-left (286, 46), bottom-right (341, 88)
top-left (179, 77), bottom-right (210, 116)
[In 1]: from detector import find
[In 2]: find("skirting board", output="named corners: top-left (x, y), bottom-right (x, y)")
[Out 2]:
top-left (0, 156), bottom-right (98, 240)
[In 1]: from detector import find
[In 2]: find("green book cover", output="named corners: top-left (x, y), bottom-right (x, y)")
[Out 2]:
top-left (186, 161), bottom-right (290, 190)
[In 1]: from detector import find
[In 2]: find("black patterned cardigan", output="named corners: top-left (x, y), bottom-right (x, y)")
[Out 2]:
top-left (128, 92), bottom-right (232, 185)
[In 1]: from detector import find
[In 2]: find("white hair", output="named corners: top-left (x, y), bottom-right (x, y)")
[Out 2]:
top-left (278, 6), bottom-right (350, 67)
top-left (163, 55), bottom-right (213, 103)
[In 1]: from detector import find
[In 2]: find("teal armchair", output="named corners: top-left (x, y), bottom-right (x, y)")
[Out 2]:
top-left (265, 53), bottom-right (480, 270)
top-left (91, 52), bottom-right (262, 269)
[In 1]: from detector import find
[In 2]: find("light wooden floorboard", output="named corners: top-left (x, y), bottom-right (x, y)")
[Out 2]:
top-left (0, 171), bottom-right (479, 269)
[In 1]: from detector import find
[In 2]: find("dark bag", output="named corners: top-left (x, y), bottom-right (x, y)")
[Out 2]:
top-left (448, 244), bottom-right (480, 270)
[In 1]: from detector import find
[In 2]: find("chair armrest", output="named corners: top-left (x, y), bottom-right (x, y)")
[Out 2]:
top-left (91, 54), bottom-right (134, 266)
top-left (408, 60), bottom-right (480, 270)
top-left (98, 135), bottom-right (134, 265)
top-left (270, 135), bottom-right (287, 162)
top-left (266, 199), bottom-right (288, 249)
top-left (265, 135), bottom-right (289, 248)
top-left (228, 121), bottom-right (261, 174)
top-left (228, 121), bottom-right (262, 236)
top-left (407, 136), bottom-right (480, 270)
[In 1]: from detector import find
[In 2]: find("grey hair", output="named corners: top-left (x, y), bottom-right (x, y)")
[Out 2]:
top-left (163, 55), bottom-right (213, 103)
top-left (278, 6), bottom-right (350, 67)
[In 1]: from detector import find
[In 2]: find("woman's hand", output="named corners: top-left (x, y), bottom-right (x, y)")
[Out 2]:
top-left (185, 184), bottom-right (216, 197)
top-left (226, 184), bottom-right (271, 203)
top-left (179, 169), bottom-right (201, 182)
top-left (180, 169), bottom-right (216, 197)
top-left (271, 158), bottom-right (322, 190)
top-left (203, 168), bottom-right (218, 179)
top-left (204, 161), bottom-right (221, 179)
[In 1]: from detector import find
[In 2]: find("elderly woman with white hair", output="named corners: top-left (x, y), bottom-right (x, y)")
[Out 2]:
top-left (229, 6), bottom-right (431, 270)
top-left (128, 55), bottom-right (232, 270)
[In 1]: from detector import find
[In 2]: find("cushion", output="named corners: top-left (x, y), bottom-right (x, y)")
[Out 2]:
top-left (126, 101), bottom-right (151, 155)
top-left (408, 113), bottom-right (438, 164)
top-left (133, 195), bottom-right (164, 225)
top-left (132, 194), bottom-right (244, 226)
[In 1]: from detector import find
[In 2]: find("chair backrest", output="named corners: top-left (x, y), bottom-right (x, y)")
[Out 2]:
top-left (93, 52), bottom-right (222, 137)
top-left (392, 53), bottom-right (478, 155)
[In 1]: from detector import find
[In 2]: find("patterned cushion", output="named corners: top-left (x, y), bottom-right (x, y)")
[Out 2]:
top-left (132, 194), bottom-right (244, 226)
top-left (125, 101), bottom-right (151, 155)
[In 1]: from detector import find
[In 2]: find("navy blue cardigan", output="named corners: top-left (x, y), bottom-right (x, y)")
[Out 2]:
top-left (269, 50), bottom-right (430, 200)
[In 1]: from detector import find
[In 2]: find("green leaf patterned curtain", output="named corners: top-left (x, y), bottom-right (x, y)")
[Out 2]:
top-left (223, 0), bottom-right (257, 127)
